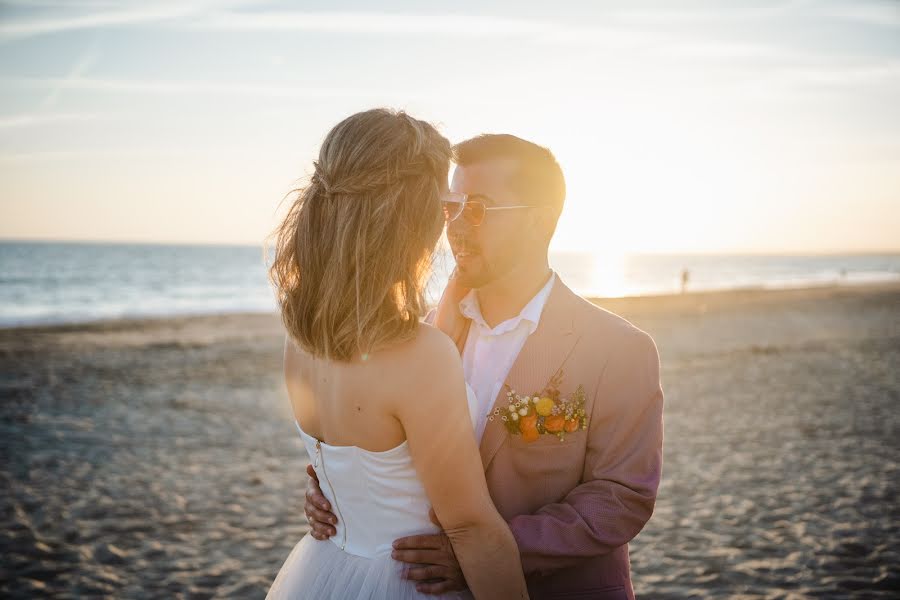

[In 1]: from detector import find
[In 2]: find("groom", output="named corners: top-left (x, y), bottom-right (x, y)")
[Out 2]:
top-left (303, 134), bottom-right (664, 599)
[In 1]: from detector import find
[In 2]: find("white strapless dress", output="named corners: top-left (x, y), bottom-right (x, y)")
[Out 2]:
top-left (266, 385), bottom-right (479, 600)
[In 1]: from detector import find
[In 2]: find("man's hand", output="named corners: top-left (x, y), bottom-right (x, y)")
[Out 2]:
top-left (391, 508), bottom-right (467, 595)
top-left (304, 464), bottom-right (338, 540)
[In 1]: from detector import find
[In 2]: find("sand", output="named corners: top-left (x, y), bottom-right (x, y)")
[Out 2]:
top-left (1, 283), bottom-right (898, 598)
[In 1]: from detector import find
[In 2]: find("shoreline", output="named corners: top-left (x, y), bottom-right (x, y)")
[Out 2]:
top-left (589, 279), bottom-right (900, 316)
top-left (6, 279), bottom-right (900, 335)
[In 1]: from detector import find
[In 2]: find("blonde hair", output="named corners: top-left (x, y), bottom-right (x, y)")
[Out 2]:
top-left (267, 108), bottom-right (452, 361)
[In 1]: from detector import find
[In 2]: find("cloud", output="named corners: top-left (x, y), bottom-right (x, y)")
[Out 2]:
top-left (0, 112), bottom-right (107, 128)
top-left (0, 147), bottom-right (181, 162)
top-left (819, 1), bottom-right (900, 28)
top-left (183, 10), bottom-right (552, 37)
top-left (793, 63), bottom-right (900, 86)
top-left (0, 0), bottom-right (246, 42)
top-left (602, 2), bottom-right (804, 26)
top-left (0, 6), bottom-right (186, 41)
top-left (3, 1), bottom-right (899, 46)
top-left (0, 4), bottom-right (554, 42)
top-left (3, 75), bottom-right (427, 100)
top-left (39, 42), bottom-right (101, 108)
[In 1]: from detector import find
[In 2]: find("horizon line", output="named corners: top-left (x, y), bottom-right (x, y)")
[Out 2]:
top-left (2, 236), bottom-right (899, 257)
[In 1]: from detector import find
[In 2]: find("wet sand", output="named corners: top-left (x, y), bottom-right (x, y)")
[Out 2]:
top-left (2, 283), bottom-right (898, 598)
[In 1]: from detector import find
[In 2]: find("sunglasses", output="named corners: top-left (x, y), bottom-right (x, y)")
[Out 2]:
top-left (441, 192), bottom-right (540, 227)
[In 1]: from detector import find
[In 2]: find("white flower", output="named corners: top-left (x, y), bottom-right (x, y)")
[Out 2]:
top-left (532, 398), bottom-right (539, 404)
top-left (501, 416), bottom-right (508, 422)
top-left (508, 405), bottom-right (516, 413)
top-left (511, 412), bottom-right (519, 421)
top-left (518, 407), bottom-right (528, 416)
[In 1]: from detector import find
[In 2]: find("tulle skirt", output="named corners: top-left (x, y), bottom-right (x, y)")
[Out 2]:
top-left (266, 534), bottom-right (474, 600)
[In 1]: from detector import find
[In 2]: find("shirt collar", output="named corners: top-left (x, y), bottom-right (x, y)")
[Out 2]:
top-left (458, 271), bottom-right (556, 336)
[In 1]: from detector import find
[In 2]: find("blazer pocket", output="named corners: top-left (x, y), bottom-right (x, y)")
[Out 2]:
top-left (508, 430), bottom-right (583, 450)
top-left (507, 434), bottom-right (583, 482)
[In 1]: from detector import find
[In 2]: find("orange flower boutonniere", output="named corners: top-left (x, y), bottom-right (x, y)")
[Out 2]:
top-left (486, 370), bottom-right (587, 442)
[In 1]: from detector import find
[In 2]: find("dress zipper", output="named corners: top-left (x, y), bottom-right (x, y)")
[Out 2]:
top-left (314, 440), bottom-right (347, 551)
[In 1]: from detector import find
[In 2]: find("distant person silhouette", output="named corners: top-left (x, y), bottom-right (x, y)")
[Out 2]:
top-left (681, 268), bottom-right (690, 293)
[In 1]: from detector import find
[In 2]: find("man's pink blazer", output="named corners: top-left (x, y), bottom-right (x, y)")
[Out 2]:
top-left (446, 277), bottom-right (664, 600)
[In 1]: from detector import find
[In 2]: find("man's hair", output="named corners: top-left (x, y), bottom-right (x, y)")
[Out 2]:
top-left (453, 134), bottom-right (566, 214)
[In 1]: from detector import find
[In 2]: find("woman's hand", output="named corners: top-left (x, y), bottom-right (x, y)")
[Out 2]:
top-left (433, 268), bottom-right (470, 354)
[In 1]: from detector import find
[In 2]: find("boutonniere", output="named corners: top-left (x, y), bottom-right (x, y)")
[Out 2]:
top-left (487, 370), bottom-right (587, 442)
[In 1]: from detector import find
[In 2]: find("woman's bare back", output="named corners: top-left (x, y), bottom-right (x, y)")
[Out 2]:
top-left (284, 324), bottom-right (442, 453)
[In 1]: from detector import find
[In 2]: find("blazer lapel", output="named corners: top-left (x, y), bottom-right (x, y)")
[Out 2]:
top-left (478, 279), bottom-right (582, 470)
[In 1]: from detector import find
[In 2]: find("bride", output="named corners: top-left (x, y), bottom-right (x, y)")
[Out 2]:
top-left (265, 109), bottom-right (528, 599)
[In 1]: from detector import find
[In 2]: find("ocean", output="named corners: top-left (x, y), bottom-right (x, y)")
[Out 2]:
top-left (2, 240), bottom-right (898, 328)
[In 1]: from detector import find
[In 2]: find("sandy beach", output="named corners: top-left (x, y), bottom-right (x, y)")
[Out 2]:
top-left (2, 282), bottom-right (898, 599)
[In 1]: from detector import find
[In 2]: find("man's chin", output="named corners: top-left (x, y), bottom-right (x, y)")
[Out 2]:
top-left (455, 265), bottom-right (490, 290)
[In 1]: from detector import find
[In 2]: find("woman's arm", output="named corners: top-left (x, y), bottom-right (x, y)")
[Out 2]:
top-left (393, 327), bottom-right (528, 599)
top-left (432, 268), bottom-right (471, 354)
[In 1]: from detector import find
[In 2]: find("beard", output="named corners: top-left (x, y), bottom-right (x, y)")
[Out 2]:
top-left (450, 232), bottom-right (526, 290)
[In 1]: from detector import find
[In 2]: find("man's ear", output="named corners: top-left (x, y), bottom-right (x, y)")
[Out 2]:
top-left (532, 207), bottom-right (556, 242)
top-left (541, 205), bottom-right (562, 241)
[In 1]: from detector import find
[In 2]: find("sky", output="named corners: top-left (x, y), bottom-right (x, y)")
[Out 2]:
top-left (1, 0), bottom-right (899, 255)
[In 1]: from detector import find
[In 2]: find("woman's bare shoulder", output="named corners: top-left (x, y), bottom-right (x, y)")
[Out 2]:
top-left (405, 322), bottom-right (460, 365)
top-left (382, 323), bottom-right (464, 394)
top-left (282, 326), bottom-right (461, 395)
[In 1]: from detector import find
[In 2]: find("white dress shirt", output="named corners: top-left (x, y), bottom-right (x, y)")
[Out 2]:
top-left (459, 271), bottom-right (556, 443)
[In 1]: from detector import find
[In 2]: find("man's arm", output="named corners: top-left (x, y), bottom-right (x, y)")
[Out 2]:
top-left (508, 328), bottom-right (664, 576)
top-left (304, 465), bottom-right (338, 539)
